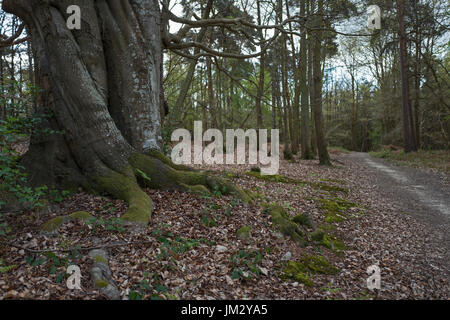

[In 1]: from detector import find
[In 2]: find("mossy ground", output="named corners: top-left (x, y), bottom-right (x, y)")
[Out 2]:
top-left (236, 226), bottom-right (251, 239)
top-left (41, 216), bottom-right (65, 233)
top-left (263, 204), bottom-right (307, 246)
top-left (41, 211), bottom-right (92, 233)
top-left (317, 197), bottom-right (359, 223)
top-left (292, 213), bottom-right (313, 228)
top-left (246, 171), bottom-right (348, 193)
top-left (282, 254), bottom-right (339, 286)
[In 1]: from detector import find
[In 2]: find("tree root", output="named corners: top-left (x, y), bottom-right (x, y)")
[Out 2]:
top-left (263, 203), bottom-right (307, 247)
top-left (89, 151), bottom-right (252, 227)
top-left (89, 248), bottom-right (121, 300)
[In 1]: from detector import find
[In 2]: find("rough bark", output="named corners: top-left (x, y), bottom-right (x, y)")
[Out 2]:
top-left (397, 0), bottom-right (417, 153)
top-left (299, 0), bottom-right (312, 160)
top-left (311, 0), bottom-right (331, 165)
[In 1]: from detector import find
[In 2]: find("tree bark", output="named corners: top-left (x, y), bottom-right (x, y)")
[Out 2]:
top-left (397, 0), bottom-right (417, 153)
top-left (311, 0), bottom-right (331, 165)
top-left (299, 0), bottom-right (312, 160)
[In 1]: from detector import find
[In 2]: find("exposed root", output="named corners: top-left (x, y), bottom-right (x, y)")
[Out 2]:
top-left (263, 203), bottom-right (307, 247)
top-left (89, 248), bottom-right (121, 300)
top-left (41, 211), bottom-right (92, 234)
top-left (82, 152), bottom-right (252, 229)
top-left (129, 152), bottom-right (252, 203)
top-left (93, 165), bottom-right (153, 226)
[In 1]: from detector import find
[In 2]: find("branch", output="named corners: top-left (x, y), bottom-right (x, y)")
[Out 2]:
top-left (0, 23), bottom-right (29, 48)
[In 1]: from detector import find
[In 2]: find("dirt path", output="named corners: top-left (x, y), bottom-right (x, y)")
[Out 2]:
top-left (343, 152), bottom-right (450, 268)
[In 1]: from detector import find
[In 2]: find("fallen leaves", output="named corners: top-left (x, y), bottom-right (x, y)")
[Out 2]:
top-left (0, 150), bottom-right (448, 300)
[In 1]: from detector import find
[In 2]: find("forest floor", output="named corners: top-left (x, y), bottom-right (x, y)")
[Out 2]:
top-left (0, 149), bottom-right (449, 300)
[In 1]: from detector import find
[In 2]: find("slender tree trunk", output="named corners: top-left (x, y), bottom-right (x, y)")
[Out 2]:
top-left (255, 0), bottom-right (264, 132)
top-left (397, 0), bottom-right (417, 153)
top-left (206, 55), bottom-right (218, 129)
top-left (170, 0), bottom-right (213, 129)
top-left (311, 0), bottom-right (331, 165)
top-left (300, 0), bottom-right (312, 160)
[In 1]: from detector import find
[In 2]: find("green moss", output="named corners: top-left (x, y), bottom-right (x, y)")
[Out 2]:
top-left (41, 216), bottom-right (65, 232)
top-left (94, 279), bottom-right (109, 288)
top-left (148, 150), bottom-right (193, 172)
top-left (282, 254), bottom-right (339, 286)
top-left (130, 153), bottom-right (251, 203)
top-left (94, 255), bottom-right (107, 264)
top-left (321, 234), bottom-right (347, 254)
top-left (236, 226), bottom-right (251, 239)
top-left (319, 178), bottom-right (346, 185)
top-left (69, 211), bottom-right (91, 220)
top-left (318, 198), bottom-right (358, 223)
top-left (292, 213), bottom-right (313, 228)
top-left (311, 229), bottom-right (325, 242)
top-left (265, 204), bottom-right (306, 247)
top-left (181, 183), bottom-right (210, 196)
top-left (94, 165), bottom-right (152, 225)
top-left (282, 262), bottom-right (314, 287)
top-left (300, 255), bottom-right (339, 275)
top-left (311, 183), bottom-right (348, 193)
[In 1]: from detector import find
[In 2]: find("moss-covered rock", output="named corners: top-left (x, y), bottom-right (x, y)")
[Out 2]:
top-left (236, 226), bottom-right (251, 239)
top-left (69, 211), bottom-right (92, 220)
top-left (282, 262), bottom-right (314, 287)
top-left (321, 234), bottom-right (347, 254)
top-left (282, 254), bottom-right (339, 286)
top-left (264, 204), bottom-right (306, 247)
top-left (41, 216), bottom-right (65, 233)
top-left (292, 213), bottom-right (313, 228)
top-left (311, 229), bottom-right (325, 242)
top-left (94, 279), bottom-right (109, 288)
top-left (300, 254), bottom-right (339, 275)
top-left (94, 255), bottom-right (108, 264)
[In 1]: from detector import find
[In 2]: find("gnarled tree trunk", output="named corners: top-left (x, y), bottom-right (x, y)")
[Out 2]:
top-left (3, 0), bottom-right (250, 226)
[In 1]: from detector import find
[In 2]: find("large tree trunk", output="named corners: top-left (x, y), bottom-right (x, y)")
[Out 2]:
top-left (3, 0), bottom-right (250, 226)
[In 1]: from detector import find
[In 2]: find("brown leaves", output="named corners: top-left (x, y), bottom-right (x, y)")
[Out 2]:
top-left (0, 151), bottom-right (448, 300)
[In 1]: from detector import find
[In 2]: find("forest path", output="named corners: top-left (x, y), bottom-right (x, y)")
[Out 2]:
top-left (343, 152), bottom-right (450, 264)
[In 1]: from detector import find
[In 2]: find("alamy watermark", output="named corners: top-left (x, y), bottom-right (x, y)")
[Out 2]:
top-left (66, 264), bottom-right (82, 290)
top-left (367, 5), bottom-right (382, 30)
top-left (66, 5), bottom-right (81, 30)
top-left (171, 121), bottom-right (280, 175)
top-left (366, 264), bottom-right (381, 290)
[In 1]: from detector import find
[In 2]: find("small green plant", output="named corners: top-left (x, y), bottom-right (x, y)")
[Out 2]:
top-left (136, 169), bottom-right (151, 182)
top-left (129, 272), bottom-right (172, 300)
top-left (230, 249), bottom-right (264, 281)
top-left (84, 217), bottom-right (125, 233)
top-left (201, 215), bottom-right (218, 228)
top-left (0, 213), bottom-right (12, 236)
top-left (0, 97), bottom-right (67, 211)
top-left (0, 258), bottom-right (16, 273)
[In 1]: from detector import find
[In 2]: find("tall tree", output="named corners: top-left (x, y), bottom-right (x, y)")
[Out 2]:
top-left (299, 0), bottom-right (312, 160)
top-left (397, 0), bottom-right (417, 152)
top-left (311, 0), bottom-right (331, 165)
